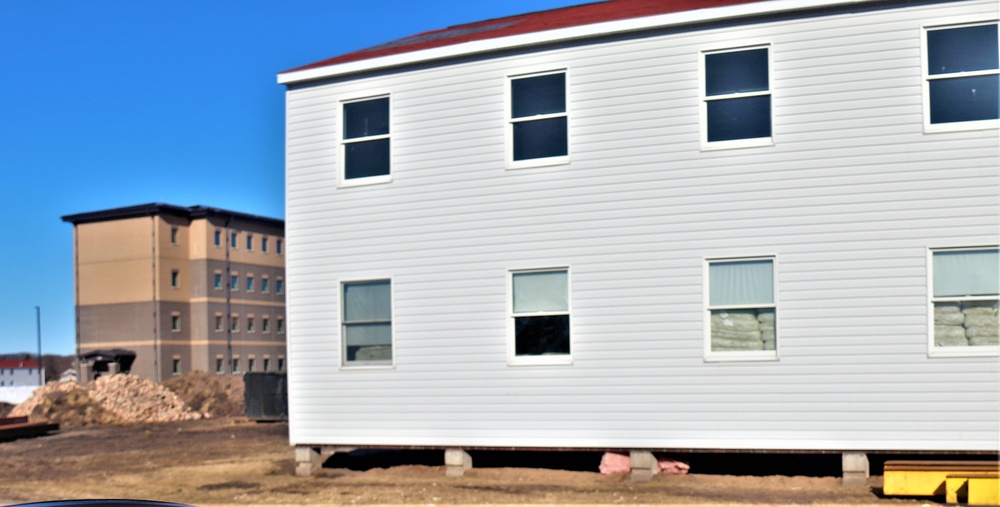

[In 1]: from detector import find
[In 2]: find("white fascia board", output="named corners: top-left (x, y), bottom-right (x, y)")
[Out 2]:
top-left (277, 0), bottom-right (874, 84)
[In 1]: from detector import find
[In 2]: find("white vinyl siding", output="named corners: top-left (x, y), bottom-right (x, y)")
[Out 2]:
top-left (285, 0), bottom-right (999, 452)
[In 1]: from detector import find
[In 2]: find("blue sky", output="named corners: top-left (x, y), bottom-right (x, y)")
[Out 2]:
top-left (0, 0), bottom-right (582, 356)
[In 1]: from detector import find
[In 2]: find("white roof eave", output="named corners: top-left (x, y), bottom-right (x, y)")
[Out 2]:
top-left (277, 0), bottom-right (873, 84)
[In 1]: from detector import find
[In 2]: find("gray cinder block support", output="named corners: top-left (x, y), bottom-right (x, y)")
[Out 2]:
top-left (630, 450), bottom-right (657, 482)
top-left (445, 448), bottom-right (472, 477)
top-left (295, 445), bottom-right (323, 477)
top-left (842, 452), bottom-right (869, 486)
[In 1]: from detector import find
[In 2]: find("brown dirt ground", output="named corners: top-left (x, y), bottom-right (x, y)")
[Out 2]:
top-left (0, 418), bottom-right (935, 506)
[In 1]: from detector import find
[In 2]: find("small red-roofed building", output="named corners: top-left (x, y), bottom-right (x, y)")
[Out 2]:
top-left (0, 360), bottom-right (44, 388)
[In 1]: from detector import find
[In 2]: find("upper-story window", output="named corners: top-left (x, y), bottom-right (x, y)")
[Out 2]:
top-left (276, 239), bottom-right (283, 255)
top-left (923, 22), bottom-right (998, 130)
top-left (341, 95), bottom-right (391, 185)
top-left (706, 257), bottom-right (777, 361)
top-left (230, 232), bottom-right (238, 249)
top-left (214, 230), bottom-right (222, 247)
top-left (508, 70), bottom-right (568, 167)
top-left (246, 234), bottom-right (254, 251)
top-left (929, 247), bottom-right (999, 355)
top-left (702, 45), bottom-right (772, 148)
top-left (246, 275), bottom-right (254, 292)
top-left (261, 237), bottom-right (269, 253)
top-left (171, 269), bottom-right (180, 289)
top-left (509, 268), bottom-right (571, 365)
top-left (170, 227), bottom-right (179, 245)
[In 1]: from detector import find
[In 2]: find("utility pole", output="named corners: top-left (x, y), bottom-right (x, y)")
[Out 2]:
top-left (35, 306), bottom-right (42, 385)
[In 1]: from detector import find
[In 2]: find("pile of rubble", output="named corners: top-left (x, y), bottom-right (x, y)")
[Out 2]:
top-left (10, 374), bottom-right (201, 428)
top-left (162, 371), bottom-right (245, 418)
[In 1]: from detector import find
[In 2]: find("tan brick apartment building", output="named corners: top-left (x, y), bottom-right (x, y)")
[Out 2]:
top-left (63, 203), bottom-right (286, 382)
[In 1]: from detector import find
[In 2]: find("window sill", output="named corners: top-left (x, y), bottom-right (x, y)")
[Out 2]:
top-left (701, 137), bottom-right (773, 151)
top-left (924, 119), bottom-right (999, 134)
top-left (341, 363), bottom-right (395, 370)
top-left (507, 155), bottom-right (569, 171)
top-left (508, 354), bottom-right (573, 366)
top-left (928, 346), bottom-right (1000, 358)
top-left (704, 351), bottom-right (778, 362)
top-left (339, 174), bottom-right (392, 187)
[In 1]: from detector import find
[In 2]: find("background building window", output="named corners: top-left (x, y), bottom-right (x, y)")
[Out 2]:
top-left (170, 227), bottom-right (179, 245)
top-left (277, 240), bottom-right (283, 254)
top-left (214, 315), bottom-right (223, 332)
top-left (342, 96), bottom-right (391, 181)
top-left (232, 359), bottom-right (240, 374)
top-left (277, 316), bottom-right (285, 333)
top-left (704, 46), bottom-right (771, 143)
top-left (246, 234), bottom-right (254, 251)
top-left (511, 269), bottom-right (570, 361)
top-left (246, 276), bottom-right (254, 292)
top-left (172, 359), bottom-right (181, 375)
top-left (248, 358), bottom-right (256, 373)
top-left (707, 258), bottom-right (777, 355)
top-left (931, 247), bottom-right (999, 348)
top-left (171, 314), bottom-right (181, 332)
top-left (262, 237), bottom-right (269, 253)
top-left (171, 269), bottom-right (179, 289)
top-left (214, 230), bottom-right (222, 247)
top-left (215, 358), bottom-right (224, 374)
top-left (214, 273), bottom-right (223, 290)
top-left (231, 316), bottom-right (240, 332)
top-left (231, 232), bottom-right (238, 249)
top-left (925, 23), bottom-right (999, 126)
top-left (510, 71), bottom-right (568, 162)
top-left (278, 357), bottom-right (285, 372)
top-left (247, 317), bottom-right (256, 333)
top-left (263, 358), bottom-right (270, 372)
top-left (261, 278), bottom-right (270, 293)
top-left (276, 279), bottom-right (284, 294)
top-left (231, 274), bottom-right (239, 292)
top-left (342, 280), bottom-right (391, 365)
top-left (262, 317), bottom-right (270, 333)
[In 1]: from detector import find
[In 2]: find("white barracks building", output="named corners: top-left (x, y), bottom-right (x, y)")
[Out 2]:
top-left (279, 0), bottom-right (999, 481)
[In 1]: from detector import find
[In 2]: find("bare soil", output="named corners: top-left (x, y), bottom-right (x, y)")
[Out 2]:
top-left (0, 418), bottom-right (931, 506)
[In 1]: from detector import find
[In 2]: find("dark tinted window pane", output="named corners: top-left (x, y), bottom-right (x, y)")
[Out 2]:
top-left (515, 315), bottom-right (570, 356)
top-left (344, 98), bottom-right (390, 139)
top-left (928, 24), bottom-right (999, 75)
top-left (706, 48), bottom-right (769, 96)
top-left (345, 138), bottom-right (390, 179)
top-left (707, 95), bottom-right (772, 142)
top-left (512, 73), bottom-right (566, 118)
top-left (513, 117), bottom-right (568, 160)
top-left (930, 75), bottom-right (999, 123)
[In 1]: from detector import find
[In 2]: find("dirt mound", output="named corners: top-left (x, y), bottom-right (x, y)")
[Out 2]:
top-left (10, 375), bottom-right (200, 427)
top-left (0, 402), bottom-right (13, 418)
top-left (161, 371), bottom-right (244, 418)
top-left (91, 374), bottom-right (199, 424)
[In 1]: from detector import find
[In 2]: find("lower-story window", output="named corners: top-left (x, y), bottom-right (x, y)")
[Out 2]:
top-left (930, 247), bottom-right (999, 354)
top-left (706, 257), bottom-right (777, 360)
top-left (342, 279), bottom-right (392, 366)
top-left (509, 268), bottom-right (571, 365)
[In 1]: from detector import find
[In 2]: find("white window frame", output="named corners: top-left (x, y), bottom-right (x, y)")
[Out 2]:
top-left (704, 255), bottom-right (779, 362)
top-left (507, 267), bottom-right (572, 366)
top-left (927, 245), bottom-right (1000, 357)
top-left (339, 93), bottom-right (393, 187)
top-left (922, 19), bottom-right (1000, 133)
top-left (340, 277), bottom-right (395, 369)
top-left (700, 43), bottom-right (774, 150)
top-left (506, 68), bottom-right (570, 170)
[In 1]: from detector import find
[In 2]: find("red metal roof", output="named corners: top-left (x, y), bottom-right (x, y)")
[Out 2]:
top-left (0, 360), bottom-right (40, 369)
top-left (288, 0), bottom-right (765, 73)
